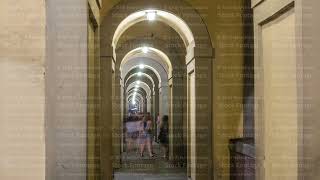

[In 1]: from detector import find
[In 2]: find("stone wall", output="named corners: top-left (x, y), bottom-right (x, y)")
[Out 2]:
top-left (45, 0), bottom-right (88, 179)
top-left (0, 0), bottom-right (46, 180)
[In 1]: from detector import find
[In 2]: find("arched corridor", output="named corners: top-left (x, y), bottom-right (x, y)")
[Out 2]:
top-left (1, 0), bottom-right (319, 180)
top-left (97, 1), bottom-right (213, 179)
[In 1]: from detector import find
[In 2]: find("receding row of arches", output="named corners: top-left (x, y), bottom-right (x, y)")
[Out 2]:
top-left (93, 0), bottom-right (214, 179)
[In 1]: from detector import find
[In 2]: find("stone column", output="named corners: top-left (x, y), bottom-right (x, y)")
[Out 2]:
top-left (120, 82), bottom-right (125, 153)
top-left (159, 85), bottom-right (169, 117)
top-left (112, 69), bottom-right (121, 168)
top-left (168, 81), bottom-right (174, 160)
top-left (46, 0), bottom-right (88, 179)
top-left (187, 57), bottom-right (212, 180)
top-left (147, 95), bottom-right (152, 113)
top-left (150, 94), bottom-right (154, 116)
top-left (100, 56), bottom-right (113, 180)
top-left (144, 97), bottom-right (148, 113)
top-left (170, 75), bottom-right (185, 164)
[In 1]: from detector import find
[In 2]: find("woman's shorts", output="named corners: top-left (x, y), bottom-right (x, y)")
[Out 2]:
top-left (126, 132), bottom-right (139, 139)
top-left (139, 131), bottom-right (153, 144)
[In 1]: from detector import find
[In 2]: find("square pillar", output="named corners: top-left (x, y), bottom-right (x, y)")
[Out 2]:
top-left (100, 56), bottom-right (113, 180)
top-left (187, 57), bottom-right (213, 180)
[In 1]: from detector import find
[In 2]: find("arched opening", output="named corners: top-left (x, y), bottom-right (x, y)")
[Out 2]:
top-left (99, 0), bottom-right (214, 179)
top-left (124, 65), bottom-right (163, 86)
top-left (112, 10), bottom-right (195, 52)
top-left (120, 47), bottom-right (173, 78)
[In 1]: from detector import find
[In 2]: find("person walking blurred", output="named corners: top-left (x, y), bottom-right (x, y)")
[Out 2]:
top-left (139, 115), bottom-right (154, 157)
top-left (156, 113), bottom-right (161, 142)
top-left (158, 115), bottom-right (169, 159)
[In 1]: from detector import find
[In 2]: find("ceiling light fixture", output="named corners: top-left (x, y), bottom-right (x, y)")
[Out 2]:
top-left (146, 11), bottom-right (157, 21)
top-left (139, 64), bottom-right (145, 69)
top-left (137, 72), bottom-right (142, 76)
top-left (142, 47), bottom-right (149, 53)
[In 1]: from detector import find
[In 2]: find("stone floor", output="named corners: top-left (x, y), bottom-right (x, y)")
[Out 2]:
top-left (114, 173), bottom-right (188, 180)
top-left (114, 142), bottom-right (187, 180)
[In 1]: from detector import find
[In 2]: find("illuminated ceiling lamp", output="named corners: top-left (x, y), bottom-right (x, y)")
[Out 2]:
top-left (146, 11), bottom-right (157, 21)
top-left (142, 46), bottom-right (149, 53)
top-left (139, 64), bottom-right (145, 69)
top-left (137, 72), bottom-right (143, 76)
top-left (136, 80), bottom-right (141, 85)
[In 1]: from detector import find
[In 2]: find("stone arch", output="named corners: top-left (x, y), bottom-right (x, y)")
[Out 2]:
top-left (127, 87), bottom-right (147, 98)
top-left (100, 0), bottom-right (213, 59)
top-left (124, 68), bottom-right (159, 89)
top-left (126, 81), bottom-right (151, 98)
top-left (128, 99), bottom-right (142, 110)
top-left (112, 10), bottom-right (194, 49)
top-left (117, 36), bottom-right (186, 79)
top-left (117, 36), bottom-right (186, 120)
top-left (125, 73), bottom-right (155, 90)
top-left (100, 1), bottom-right (214, 179)
top-left (126, 86), bottom-right (148, 114)
top-left (128, 92), bottom-right (145, 102)
top-left (126, 82), bottom-right (150, 113)
top-left (126, 76), bottom-right (154, 94)
top-left (124, 64), bottom-right (162, 86)
top-left (124, 67), bottom-right (160, 120)
top-left (127, 93), bottom-right (145, 111)
top-left (127, 93), bottom-right (144, 102)
top-left (120, 47), bottom-right (173, 78)
top-left (128, 93), bottom-right (143, 100)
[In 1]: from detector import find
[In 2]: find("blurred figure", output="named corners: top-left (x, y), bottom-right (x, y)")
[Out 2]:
top-left (146, 115), bottom-right (154, 155)
top-left (125, 115), bottom-right (140, 153)
top-left (158, 115), bottom-right (169, 159)
top-left (156, 113), bottom-right (161, 142)
top-left (139, 115), bottom-right (154, 157)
